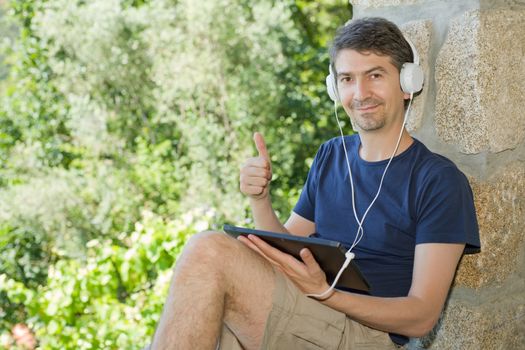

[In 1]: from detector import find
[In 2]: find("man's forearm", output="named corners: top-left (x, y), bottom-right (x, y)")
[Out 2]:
top-left (320, 243), bottom-right (463, 338)
top-left (250, 196), bottom-right (289, 234)
top-left (322, 291), bottom-right (440, 338)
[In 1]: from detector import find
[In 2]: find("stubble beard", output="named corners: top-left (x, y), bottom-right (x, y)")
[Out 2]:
top-left (348, 98), bottom-right (386, 131)
top-left (352, 113), bottom-right (386, 131)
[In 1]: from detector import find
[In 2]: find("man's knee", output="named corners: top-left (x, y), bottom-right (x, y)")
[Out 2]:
top-left (181, 230), bottom-right (238, 269)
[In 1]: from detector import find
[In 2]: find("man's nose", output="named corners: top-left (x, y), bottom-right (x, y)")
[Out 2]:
top-left (353, 79), bottom-right (371, 101)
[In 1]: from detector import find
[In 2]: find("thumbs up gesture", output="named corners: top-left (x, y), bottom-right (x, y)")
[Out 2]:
top-left (240, 132), bottom-right (273, 200)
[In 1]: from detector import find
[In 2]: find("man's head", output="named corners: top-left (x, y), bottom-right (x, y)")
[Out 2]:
top-left (329, 17), bottom-right (414, 78)
top-left (327, 17), bottom-right (423, 132)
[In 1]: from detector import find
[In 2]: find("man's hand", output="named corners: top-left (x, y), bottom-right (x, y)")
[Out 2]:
top-left (239, 133), bottom-right (272, 200)
top-left (238, 234), bottom-right (331, 296)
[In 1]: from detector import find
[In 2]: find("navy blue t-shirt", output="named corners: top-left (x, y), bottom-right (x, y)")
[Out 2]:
top-left (293, 135), bottom-right (480, 342)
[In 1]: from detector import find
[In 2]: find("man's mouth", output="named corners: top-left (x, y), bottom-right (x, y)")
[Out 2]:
top-left (351, 99), bottom-right (383, 112)
top-left (355, 104), bottom-right (379, 112)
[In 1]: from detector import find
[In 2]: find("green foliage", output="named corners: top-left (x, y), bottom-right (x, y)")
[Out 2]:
top-left (0, 0), bottom-right (353, 348)
top-left (1, 211), bottom-right (196, 349)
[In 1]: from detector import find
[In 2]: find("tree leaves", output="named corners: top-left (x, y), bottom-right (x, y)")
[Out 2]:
top-left (0, 0), bottom-right (352, 348)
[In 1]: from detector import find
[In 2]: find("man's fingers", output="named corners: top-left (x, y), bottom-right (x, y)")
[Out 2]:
top-left (300, 248), bottom-right (321, 272)
top-left (241, 163), bottom-right (272, 179)
top-left (239, 183), bottom-right (265, 196)
top-left (244, 156), bottom-right (270, 169)
top-left (253, 132), bottom-right (270, 165)
top-left (239, 175), bottom-right (269, 188)
top-left (248, 234), bottom-right (303, 270)
top-left (237, 235), bottom-right (262, 253)
top-left (238, 133), bottom-right (272, 200)
top-left (239, 159), bottom-right (271, 198)
top-left (238, 236), bottom-right (280, 265)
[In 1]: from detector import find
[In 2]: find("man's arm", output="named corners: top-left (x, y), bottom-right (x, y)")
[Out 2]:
top-left (249, 195), bottom-right (315, 236)
top-left (321, 243), bottom-right (464, 337)
top-left (240, 132), bottom-right (315, 236)
top-left (284, 212), bottom-right (315, 237)
top-left (243, 235), bottom-right (464, 338)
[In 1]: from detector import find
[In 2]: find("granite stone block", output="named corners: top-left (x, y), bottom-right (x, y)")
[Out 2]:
top-left (435, 9), bottom-right (525, 154)
top-left (454, 162), bottom-right (525, 288)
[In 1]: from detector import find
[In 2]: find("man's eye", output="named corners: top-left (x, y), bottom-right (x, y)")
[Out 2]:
top-left (340, 77), bottom-right (352, 83)
top-left (370, 73), bottom-right (382, 79)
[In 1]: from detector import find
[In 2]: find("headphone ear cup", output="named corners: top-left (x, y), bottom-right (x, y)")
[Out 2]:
top-left (326, 73), bottom-right (338, 102)
top-left (400, 62), bottom-right (424, 94)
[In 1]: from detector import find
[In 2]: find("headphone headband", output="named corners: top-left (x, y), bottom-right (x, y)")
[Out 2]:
top-left (404, 36), bottom-right (420, 66)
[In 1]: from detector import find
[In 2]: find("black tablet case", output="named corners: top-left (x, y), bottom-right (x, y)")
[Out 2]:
top-left (224, 225), bottom-right (370, 292)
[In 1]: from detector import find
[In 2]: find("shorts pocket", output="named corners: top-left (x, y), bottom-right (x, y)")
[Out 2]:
top-left (351, 322), bottom-right (397, 350)
top-left (273, 316), bottom-right (342, 350)
top-left (284, 300), bottom-right (346, 349)
top-left (288, 335), bottom-right (324, 350)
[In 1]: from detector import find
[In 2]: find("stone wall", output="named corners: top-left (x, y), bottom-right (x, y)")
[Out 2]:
top-left (349, 0), bottom-right (525, 348)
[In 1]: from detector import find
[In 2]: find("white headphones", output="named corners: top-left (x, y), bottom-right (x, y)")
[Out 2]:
top-left (326, 35), bottom-right (424, 102)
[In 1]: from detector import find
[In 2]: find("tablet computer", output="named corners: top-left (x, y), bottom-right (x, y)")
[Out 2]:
top-left (223, 224), bottom-right (370, 292)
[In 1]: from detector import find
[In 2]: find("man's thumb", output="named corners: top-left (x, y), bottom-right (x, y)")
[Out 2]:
top-left (253, 132), bottom-right (270, 162)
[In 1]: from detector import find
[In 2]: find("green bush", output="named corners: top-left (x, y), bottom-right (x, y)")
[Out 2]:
top-left (1, 211), bottom-right (198, 349)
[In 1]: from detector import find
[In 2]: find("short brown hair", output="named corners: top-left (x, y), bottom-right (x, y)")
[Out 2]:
top-left (329, 17), bottom-right (413, 74)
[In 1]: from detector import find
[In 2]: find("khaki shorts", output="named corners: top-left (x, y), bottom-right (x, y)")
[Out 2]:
top-left (218, 271), bottom-right (402, 350)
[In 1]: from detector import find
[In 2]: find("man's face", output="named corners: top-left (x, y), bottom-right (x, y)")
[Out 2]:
top-left (334, 49), bottom-right (409, 132)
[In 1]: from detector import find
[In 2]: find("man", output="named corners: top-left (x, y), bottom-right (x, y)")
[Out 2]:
top-left (151, 17), bottom-right (480, 349)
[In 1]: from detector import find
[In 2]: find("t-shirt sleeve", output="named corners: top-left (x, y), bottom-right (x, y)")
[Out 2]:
top-left (415, 165), bottom-right (480, 253)
top-left (293, 142), bottom-right (330, 222)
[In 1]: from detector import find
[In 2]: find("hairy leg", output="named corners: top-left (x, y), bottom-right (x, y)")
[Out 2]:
top-left (150, 231), bottom-right (276, 350)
